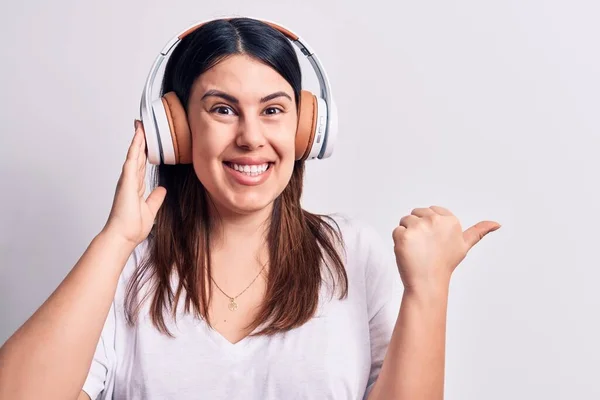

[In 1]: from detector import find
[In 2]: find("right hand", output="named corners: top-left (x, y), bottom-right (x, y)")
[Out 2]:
top-left (101, 120), bottom-right (167, 248)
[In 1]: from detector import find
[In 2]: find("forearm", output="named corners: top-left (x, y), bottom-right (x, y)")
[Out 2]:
top-left (0, 231), bottom-right (134, 400)
top-left (368, 284), bottom-right (450, 400)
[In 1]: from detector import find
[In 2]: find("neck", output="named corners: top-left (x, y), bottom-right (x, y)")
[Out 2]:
top-left (208, 200), bottom-right (274, 253)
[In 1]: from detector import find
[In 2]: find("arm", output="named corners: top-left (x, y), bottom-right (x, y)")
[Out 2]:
top-left (0, 121), bottom-right (165, 400)
top-left (368, 206), bottom-right (500, 400)
top-left (0, 232), bottom-right (134, 400)
top-left (368, 285), bottom-right (449, 399)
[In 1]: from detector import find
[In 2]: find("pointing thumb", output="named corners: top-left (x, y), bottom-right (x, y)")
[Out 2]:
top-left (463, 221), bottom-right (501, 249)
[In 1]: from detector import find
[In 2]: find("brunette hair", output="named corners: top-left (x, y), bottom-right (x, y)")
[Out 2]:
top-left (125, 17), bottom-right (347, 336)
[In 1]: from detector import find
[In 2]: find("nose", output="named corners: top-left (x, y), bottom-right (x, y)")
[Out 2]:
top-left (236, 114), bottom-right (267, 151)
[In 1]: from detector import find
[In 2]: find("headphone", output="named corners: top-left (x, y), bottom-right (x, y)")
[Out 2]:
top-left (139, 18), bottom-right (338, 165)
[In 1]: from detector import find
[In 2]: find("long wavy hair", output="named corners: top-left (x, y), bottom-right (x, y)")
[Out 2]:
top-left (125, 17), bottom-right (348, 336)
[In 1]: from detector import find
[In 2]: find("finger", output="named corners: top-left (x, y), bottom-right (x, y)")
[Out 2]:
top-left (399, 214), bottom-right (420, 228)
top-left (429, 205), bottom-right (454, 216)
top-left (122, 128), bottom-right (142, 184)
top-left (138, 159), bottom-right (146, 188)
top-left (392, 225), bottom-right (407, 242)
top-left (146, 186), bottom-right (167, 217)
top-left (127, 122), bottom-right (142, 162)
top-left (136, 122), bottom-right (147, 166)
top-left (137, 140), bottom-right (147, 173)
top-left (393, 225), bottom-right (407, 234)
top-left (463, 221), bottom-right (501, 248)
top-left (137, 154), bottom-right (146, 194)
top-left (411, 207), bottom-right (436, 218)
top-left (138, 179), bottom-right (146, 198)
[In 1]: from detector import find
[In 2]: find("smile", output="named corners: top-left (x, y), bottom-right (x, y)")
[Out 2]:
top-left (224, 162), bottom-right (271, 176)
top-left (223, 161), bottom-right (274, 186)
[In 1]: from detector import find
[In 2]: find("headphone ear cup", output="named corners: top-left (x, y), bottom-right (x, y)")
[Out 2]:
top-left (161, 92), bottom-right (192, 164)
top-left (318, 98), bottom-right (337, 159)
top-left (295, 90), bottom-right (318, 160)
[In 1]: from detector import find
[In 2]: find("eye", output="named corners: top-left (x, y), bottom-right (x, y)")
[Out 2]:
top-left (212, 105), bottom-right (236, 116)
top-left (263, 107), bottom-right (283, 115)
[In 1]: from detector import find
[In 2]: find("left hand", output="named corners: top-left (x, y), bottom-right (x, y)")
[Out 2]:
top-left (392, 205), bottom-right (501, 292)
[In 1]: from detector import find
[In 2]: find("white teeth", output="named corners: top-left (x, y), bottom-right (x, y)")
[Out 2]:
top-left (229, 163), bottom-right (270, 176)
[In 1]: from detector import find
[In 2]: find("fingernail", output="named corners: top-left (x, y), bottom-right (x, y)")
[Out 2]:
top-left (134, 119), bottom-right (140, 130)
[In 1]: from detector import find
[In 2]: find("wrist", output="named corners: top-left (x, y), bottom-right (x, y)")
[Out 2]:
top-left (95, 228), bottom-right (138, 257)
top-left (403, 279), bottom-right (450, 302)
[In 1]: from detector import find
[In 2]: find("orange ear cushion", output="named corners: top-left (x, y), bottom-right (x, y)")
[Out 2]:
top-left (161, 92), bottom-right (192, 164)
top-left (295, 90), bottom-right (318, 160)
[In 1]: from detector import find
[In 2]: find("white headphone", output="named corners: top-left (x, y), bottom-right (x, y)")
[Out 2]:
top-left (139, 17), bottom-right (338, 165)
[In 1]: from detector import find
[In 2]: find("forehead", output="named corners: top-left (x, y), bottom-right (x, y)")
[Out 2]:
top-left (191, 54), bottom-right (293, 100)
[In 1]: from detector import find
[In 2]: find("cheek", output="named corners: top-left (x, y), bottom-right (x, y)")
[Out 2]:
top-left (272, 115), bottom-right (298, 160)
top-left (190, 114), bottom-right (231, 157)
top-left (189, 120), bottom-right (230, 182)
top-left (279, 134), bottom-right (297, 162)
top-left (273, 127), bottom-right (297, 187)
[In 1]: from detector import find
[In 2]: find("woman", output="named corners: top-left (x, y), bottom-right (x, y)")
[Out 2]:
top-left (0, 17), bottom-right (500, 400)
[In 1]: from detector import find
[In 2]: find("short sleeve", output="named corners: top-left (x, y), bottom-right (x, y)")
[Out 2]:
top-left (361, 225), bottom-right (403, 399)
top-left (82, 300), bottom-right (117, 400)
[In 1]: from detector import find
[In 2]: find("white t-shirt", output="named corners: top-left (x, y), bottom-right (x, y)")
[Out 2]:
top-left (82, 216), bottom-right (403, 400)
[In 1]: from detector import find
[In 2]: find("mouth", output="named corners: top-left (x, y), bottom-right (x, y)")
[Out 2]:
top-left (223, 161), bottom-right (274, 177)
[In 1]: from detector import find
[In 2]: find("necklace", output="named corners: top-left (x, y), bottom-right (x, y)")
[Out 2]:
top-left (210, 263), bottom-right (267, 311)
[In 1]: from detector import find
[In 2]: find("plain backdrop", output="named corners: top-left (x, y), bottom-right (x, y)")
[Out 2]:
top-left (1, 0), bottom-right (599, 399)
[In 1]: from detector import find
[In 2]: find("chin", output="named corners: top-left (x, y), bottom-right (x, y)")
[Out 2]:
top-left (221, 160), bottom-right (292, 213)
top-left (224, 190), bottom-right (278, 215)
top-left (194, 158), bottom-right (293, 217)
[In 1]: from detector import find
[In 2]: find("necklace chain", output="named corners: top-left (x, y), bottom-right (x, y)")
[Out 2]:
top-left (210, 262), bottom-right (267, 311)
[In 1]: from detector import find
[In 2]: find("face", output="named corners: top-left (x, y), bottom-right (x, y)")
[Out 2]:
top-left (186, 54), bottom-right (298, 217)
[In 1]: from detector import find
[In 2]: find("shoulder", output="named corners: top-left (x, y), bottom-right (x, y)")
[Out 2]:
top-left (322, 214), bottom-right (396, 278)
top-left (324, 214), bottom-right (392, 261)
top-left (323, 214), bottom-right (402, 310)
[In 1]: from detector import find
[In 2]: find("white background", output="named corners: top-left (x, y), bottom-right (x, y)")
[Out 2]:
top-left (1, 0), bottom-right (599, 398)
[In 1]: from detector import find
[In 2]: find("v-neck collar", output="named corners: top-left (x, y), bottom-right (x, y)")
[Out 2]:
top-left (193, 316), bottom-right (267, 358)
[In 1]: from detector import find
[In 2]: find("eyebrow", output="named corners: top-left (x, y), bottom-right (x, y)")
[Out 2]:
top-left (201, 89), bottom-right (293, 104)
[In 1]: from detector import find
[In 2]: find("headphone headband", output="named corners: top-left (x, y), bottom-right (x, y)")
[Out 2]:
top-left (140, 18), bottom-right (338, 164)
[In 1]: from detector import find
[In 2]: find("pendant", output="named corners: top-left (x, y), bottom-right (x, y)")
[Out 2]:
top-left (228, 298), bottom-right (238, 311)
